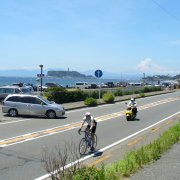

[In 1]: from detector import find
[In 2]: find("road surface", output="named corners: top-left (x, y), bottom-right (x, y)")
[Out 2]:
top-left (0, 91), bottom-right (180, 180)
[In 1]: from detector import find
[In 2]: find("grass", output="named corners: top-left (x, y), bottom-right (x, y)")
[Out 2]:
top-left (105, 121), bottom-right (180, 179)
top-left (61, 121), bottom-right (180, 180)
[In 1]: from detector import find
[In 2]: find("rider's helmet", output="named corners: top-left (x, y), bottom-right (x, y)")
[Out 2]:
top-left (131, 97), bottom-right (135, 101)
top-left (85, 112), bottom-right (91, 117)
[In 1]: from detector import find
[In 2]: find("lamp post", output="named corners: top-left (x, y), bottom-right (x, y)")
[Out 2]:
top-left (143, 73), bottom-right (145, 84)
top-left (39, 65), bottom-right (43, 95)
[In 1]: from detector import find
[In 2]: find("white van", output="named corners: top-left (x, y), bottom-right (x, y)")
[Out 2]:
top-left (75, 82), bottom-right (90, 89)
top-left (2, 94), bottom-right (65, 118)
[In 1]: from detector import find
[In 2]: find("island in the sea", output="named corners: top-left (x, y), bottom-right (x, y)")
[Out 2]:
top-left (47, 70), bottom-right (95, 79)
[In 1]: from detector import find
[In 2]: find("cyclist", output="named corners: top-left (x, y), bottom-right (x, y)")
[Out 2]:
top-left (127, 97), bottom-right (137, 115)
top-left (78, 112), bottom-right (97, 151)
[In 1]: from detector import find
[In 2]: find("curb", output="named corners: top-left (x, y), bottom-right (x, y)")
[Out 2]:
top-left (64, 90), bottom-right (176, 111)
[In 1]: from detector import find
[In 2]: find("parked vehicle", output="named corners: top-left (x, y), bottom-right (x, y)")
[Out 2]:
top-left (12, 82), bottom-right (34, 92)
top-left (2, 94), bottom-right (65, 118)
top-left (106, 82), bottom-right (114, 88)
top-left (0, 86), bottom-right (24, 101)
top-left (128, 82), bottom-right (143, 86)
top-left (97, 83), bottom-right (108, 88)
top-left (37, 85), bottom-right (48, 91)
top-left (75, 82), bottom-right (90, 89)
top-left (45, 82), bottom-right (63, 88)
top-left (90, 83), bottom-right (98, 89)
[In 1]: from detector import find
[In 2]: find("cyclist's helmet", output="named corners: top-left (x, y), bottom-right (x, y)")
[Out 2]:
top-left (85, 112), bottom-right (91, 116)
top-left (131, 97), bottom-right (135, 101)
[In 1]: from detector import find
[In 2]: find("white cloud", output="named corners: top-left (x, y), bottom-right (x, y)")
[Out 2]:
top-left (134, 58), bottom-right (180, 76)
top-left (136, 58), bottom-right (166, 73)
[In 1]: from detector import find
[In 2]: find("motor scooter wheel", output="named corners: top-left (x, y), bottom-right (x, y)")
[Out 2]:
top-left (126, 115), bottom-right (131, 121)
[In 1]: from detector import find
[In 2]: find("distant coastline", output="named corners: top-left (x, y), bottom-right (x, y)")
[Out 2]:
top-left (47, 70), bottom-right (95, 79)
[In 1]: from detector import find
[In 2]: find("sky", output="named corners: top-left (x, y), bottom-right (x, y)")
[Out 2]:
top-left (0, 0), bottom-right (180, 76)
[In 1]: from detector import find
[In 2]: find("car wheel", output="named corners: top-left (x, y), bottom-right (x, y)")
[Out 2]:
top-left (9, 109), bottom-right (18, 117)
top-left (46, 110), bottom-right (56, 119)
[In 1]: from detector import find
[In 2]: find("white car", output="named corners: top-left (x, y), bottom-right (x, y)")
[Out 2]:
top-left (0, 85), bottom-right (32, 101)
top-left (2, 94), bottom-right (65, 119)
top-left (97, 83), bottom-right (108, 88)
top-left (75, 82), bottom-right (91, 89)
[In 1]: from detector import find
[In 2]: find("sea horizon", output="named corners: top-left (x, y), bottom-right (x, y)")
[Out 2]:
top-left (0, 76), bottom-right (140, 87)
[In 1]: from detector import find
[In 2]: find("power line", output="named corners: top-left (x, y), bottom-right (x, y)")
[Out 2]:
top-left (151, 0), bottom-right (180, 23)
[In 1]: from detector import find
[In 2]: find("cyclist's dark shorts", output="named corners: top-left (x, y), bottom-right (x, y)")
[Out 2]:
top-left (87, 121), bottom-right (97, 134)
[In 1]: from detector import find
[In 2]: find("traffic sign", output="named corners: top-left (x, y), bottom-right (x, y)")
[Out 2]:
top-left (95, 69), bottom-right (103, 78)
top-left (37, 74), bottom-right (45, 78)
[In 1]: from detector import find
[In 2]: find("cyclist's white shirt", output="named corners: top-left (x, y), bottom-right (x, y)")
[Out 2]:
top-left (83, 116), bottom-right (95, 127)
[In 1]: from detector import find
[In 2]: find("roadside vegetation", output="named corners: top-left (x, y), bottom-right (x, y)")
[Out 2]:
top-left (43, 121), bottom-right (180, 180)
top-left (102, 92), bottom-right (115, 103)
top-left (44, 86), bottom-right (162, 105)
top-left (84, 97), bottom-right (98, 106)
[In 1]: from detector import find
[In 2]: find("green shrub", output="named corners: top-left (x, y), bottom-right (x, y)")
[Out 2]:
top-left (140, 86), bottom-right (162, 93)
top-left (103, 92), bottom-right (115, 103)
top-left (84, 97), bottom-right (98, 107)
top-left (123, 91), bottom-right (134, 95)
top-left (134, 90), bottom-right (140, 94)
top-left (73, 166), bottom-right (105, 180)
top-left (45, 88), bottom-right (89, 104)
top-left (88, 90), bottom-right (99, 99)
top-left (114, 89), bottom-right (123, 96)
top-left (139, 93), bottom-right (145, 97)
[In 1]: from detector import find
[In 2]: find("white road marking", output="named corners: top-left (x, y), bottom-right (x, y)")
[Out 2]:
top-left (0, 97), bottom-right (178, 147)
top-left (35, 111), bottom-right (180, 180)
top-left (0, 118), bottom-right (33, 125)
top-left (0, 95), bottom-right (176, 126)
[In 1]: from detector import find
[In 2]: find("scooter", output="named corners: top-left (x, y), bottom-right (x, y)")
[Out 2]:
top-left (125, 103), bottom-right (137, 121)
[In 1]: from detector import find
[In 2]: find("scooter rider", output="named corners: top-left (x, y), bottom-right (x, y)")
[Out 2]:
top-left (127, 97), bottom-right (137, 115)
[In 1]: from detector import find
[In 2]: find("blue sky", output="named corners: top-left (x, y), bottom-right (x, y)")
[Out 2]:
top-left (0, 0), bottom-right (180, 76)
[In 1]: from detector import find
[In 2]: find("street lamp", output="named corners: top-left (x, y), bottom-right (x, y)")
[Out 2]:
top-left (143, 73), bottom-right (146, 84)
top-left (39, 65), bottom-right (43, 95)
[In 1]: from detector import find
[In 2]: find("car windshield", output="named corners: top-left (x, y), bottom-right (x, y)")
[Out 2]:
top-left (21, 88), bottom-right (31, 93)
top-left (38, 95), bottom-right (52, 104)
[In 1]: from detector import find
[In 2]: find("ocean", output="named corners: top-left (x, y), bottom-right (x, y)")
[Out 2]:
top-left (0, 76), bottom-right (125, 87)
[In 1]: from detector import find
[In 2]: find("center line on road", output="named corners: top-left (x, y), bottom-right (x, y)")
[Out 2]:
top-left (0, 97), bottom-right (179, 147)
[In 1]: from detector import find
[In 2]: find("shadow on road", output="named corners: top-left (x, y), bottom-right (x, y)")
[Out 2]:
top-left (2, 114), bottom-right (67, 120)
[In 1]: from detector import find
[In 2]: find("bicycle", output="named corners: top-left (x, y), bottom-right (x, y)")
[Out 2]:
top-left (78, 130), bottom-right (97, 155)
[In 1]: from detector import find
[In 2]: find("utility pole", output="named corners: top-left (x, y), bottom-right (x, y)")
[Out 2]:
top-left (143, 73), bottom-right (145, 84)
top-left (39, 65), bottom-right (43, 95)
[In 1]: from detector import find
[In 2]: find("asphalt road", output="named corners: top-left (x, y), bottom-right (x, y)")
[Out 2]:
top-left (0, 91), bottom-right (180, 180)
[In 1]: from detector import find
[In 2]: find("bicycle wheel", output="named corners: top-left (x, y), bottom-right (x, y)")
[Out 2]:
top-left (93, 134), bottom-right (97, 149)
top-left (79, 138), bottom-right (87, 155)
